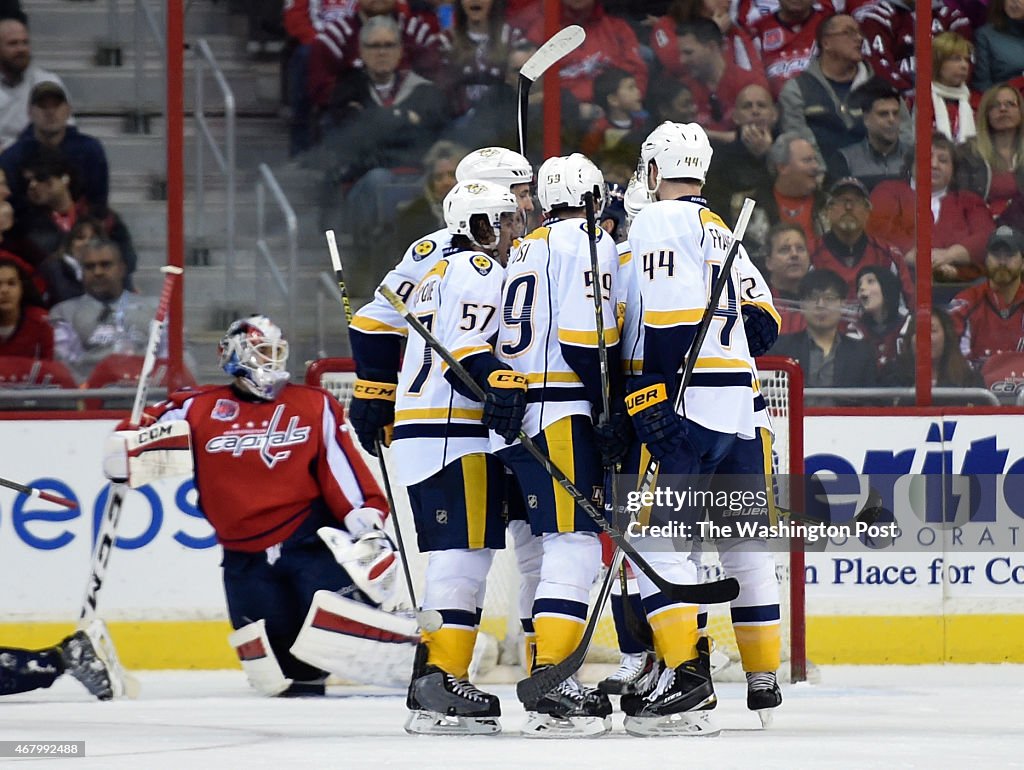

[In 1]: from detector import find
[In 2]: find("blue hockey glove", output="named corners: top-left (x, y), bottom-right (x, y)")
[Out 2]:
top-left (592, 403), bottom-right (634, 468)
top-left (482, 367), bottom-right (527, 444)
top-left (348, 372), bottom-right (397, 456)
top-left (625, 375), bottom-right (689, 463)
top-left (742, 304), bottom-right (780, 357)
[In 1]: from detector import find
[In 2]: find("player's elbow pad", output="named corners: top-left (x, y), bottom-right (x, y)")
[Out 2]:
top-left (742, 304), bottom-right (780, 357)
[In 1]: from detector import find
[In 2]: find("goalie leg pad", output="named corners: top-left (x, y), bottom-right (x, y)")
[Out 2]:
top-left (229, 619), bottom-right (293, 696)
top-left (290, 590), bottom-right (418, 688)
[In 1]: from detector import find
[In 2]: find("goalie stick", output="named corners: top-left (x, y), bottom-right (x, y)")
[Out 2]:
top-left (78, 264), bottom-right (181, 698)
top-left (517, 24), bottom-right (585, 158)
top-left (325, 229), bottom-right (442, 633)
top-left (0, 476), bottom-right (77, 509)
top-left (379, 284), bottom-right (740, 607)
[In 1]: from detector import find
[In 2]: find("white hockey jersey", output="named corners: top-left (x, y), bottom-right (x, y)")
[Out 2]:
top-left (389, 248), bottom-right (504, 486)
top-left (494, 217), bottom-right (620, 442)
top-left (349, 228), bottom-right (455, 371)
top-left (625, 197), bottom-right (779, 439)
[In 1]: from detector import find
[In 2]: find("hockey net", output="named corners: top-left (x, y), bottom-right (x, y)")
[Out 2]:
top-left (307, 355), bottom-right (807, 683)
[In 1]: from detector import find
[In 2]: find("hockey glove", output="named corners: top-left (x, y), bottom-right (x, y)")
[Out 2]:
top-left (321, 508), bottom-right (398, 605)
top-left (482, 367), bottom-right (528, 444)
top-left (741, 304), bottom-right (780, 357)
top-left (625, 375), bottom-right (689, 463)
top-left (348, 372), bottom-right (398, 456)
top-left (592, 402), bottom-right (634, 468)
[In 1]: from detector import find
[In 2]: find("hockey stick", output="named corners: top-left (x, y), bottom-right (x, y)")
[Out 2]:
top-left (0, 476), bottom-right (77, 509)
top-left (517, 24), bottom-right (585, 158)
top-left (326, 229), bottom-right (441, 633)
top-left (80, 264), bottom-right (182, 623)
top-left (78, 264), bottom-right (181, 699)
top-left (380, 284), bottom-right (739, 607)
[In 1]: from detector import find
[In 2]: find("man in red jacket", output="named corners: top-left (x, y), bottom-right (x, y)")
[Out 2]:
top-left (950, 226), bottom-right (1024, 365)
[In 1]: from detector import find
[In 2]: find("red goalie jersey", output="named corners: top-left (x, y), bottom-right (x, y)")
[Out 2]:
top-left (143, 383), bottom-right (386, 553)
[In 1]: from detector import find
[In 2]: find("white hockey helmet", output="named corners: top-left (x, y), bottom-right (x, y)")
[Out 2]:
top-left (455, 147), bottom-right (533, 191)
top-left (219, 315), bottom-right (290, 400)
top-left (537, 153), bottom-right (606, 213)
top-left (443, 179), bottom-right (520, 244)
top-left (640, 121), bottom-right (713, 192)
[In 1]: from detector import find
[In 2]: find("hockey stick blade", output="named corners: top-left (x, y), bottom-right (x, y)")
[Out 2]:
top-left (379, 284), bottom-right (739, 606)
top-left (519, 25), bottom-right (585, 83)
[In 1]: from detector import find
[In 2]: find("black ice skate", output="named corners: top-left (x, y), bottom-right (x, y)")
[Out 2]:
top-left (597, 651), bottom-right (656, 695)
top-left (61, 631), bottom-right (113, 701)
top-left (622, 657), bottom-right (720, 737)
top-left (405, 645), bottom-right (501, 736)
top-left (521, 666), bottom-right (612, 738)
top-left (746, 671), bottom-right (782, 727)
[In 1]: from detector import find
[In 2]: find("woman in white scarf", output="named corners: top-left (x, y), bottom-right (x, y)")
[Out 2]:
top-left (930, 31), bottom-right (977, 144)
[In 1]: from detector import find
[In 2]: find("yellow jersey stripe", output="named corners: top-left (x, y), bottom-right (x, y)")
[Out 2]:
top-left (395, 407), bottom-right (483, 422)
top-left (525, 371), bottom-right (581, 385)
top-left (557, 326), bottom-right (621, 346)
top-left (644, 308), bottom-right (703, 326)
top-left (742, 299), bottom-right (782, 328)
top-left (350, 315), bottom-right (407, 335)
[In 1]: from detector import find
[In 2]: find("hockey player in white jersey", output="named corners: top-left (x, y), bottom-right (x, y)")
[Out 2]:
top-left (347, 147), bottom-right (534, 457)
top-left (494, 153), bottom-right (623, 737)
top-left (619, 122), bottom-right (784, 735)
top-left (388, 179), bottom-right (523, 735)
top-left (346, 147), bottom-right (544, 670)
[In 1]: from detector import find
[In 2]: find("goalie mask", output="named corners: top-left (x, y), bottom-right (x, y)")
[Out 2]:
top-left (219, 315), bottom-right (290, 400)
top-left (641, 121), bottom-right (713, 193)
top-left (537, 153), bottom-right (606, 214)
top-left (443, 179), bottom-right (519, 252)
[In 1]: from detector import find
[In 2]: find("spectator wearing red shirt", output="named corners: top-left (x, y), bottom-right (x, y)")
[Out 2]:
top-left (762, 221), bottom-right (811, 334)
top-left (749, 0), bottom-right (835, 97)
top-left (955, 83), bottom-right (1024, 220)
top-left (0, 253), bottom-right (51, 359)
top-left (950, 225), bottom-right (1024, 365)
top-left (283, 0), bottom-right (352, 44)
top-left (307, 0), bottom-right (442, 112)
top-left (674, 19), bottom-right (770, 143)
top-left (650, 0), bottom-right (765, 81)
top-left (522, 0), bottom-right (647, 108)
top-left (811, 176), bottom-right (913, 305)
top-left (869, 133), bottom-right (995, 283)
top-left (852, 0), bottom-right (971, 96)
top-left (580, 67), bottom-right (646, 156)
top-left (845, 264), bottom-right (907, 369)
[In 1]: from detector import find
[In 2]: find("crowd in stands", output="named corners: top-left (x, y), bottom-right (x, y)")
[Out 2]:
top-left (0, 3), bottom-right (177, 400)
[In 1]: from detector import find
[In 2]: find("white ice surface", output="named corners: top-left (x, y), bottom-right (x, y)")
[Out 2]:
top-left (1, 666), bottom-right (1022, 769)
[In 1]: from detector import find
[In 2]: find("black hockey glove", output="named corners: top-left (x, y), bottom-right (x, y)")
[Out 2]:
top-left (348, 371), bottom-right (398, 456)
top-left (592, 401), bottom-right (634, 468)
top-left (482, 367), bottom-right (527, 445)
top-left (742, 304), bottom-right (780, 357)
top-left (625, 375), bottom-right (691, 463)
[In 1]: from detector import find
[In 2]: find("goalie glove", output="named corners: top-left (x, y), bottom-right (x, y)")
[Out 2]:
top-left (318, 521), bottom-right (399, 606)
top-left (481, 367), bottom-right (527, 444)
top-left (348, 372), bottom-right (397, 456)
top-left (741, 303), bottom-right (780, 357)
top-left (625, 375), bottom-right (693, 463)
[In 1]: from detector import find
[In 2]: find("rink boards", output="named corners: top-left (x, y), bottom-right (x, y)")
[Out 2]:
top-left (2, 411), bottom-right (1023, 668)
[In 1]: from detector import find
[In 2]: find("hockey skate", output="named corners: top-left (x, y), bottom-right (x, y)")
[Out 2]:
top-left (622, 657), bottom-right (720, 737)
top-left (746, 671), bottom-right (782, 728)
top-left (405, 645), bottom-right (501, 736)
top-left (521, 666), bottom-right (612, 738)
top-left (60, 631), bottom-right (113, 701)
top-left (597, 650), bottom-right (656, 695)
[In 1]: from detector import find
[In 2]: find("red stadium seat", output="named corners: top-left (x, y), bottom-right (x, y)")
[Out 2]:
top-left (981, 352), bottom-right (1024, 400)
top-left (0, 356), bottom-right (79, 410)
top-left (82, 354), bottom-right (197, 410)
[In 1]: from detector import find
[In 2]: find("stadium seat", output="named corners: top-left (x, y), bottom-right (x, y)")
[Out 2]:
top-left (0, 356), bottom-right (80, 410)
top-left (82, 354), bottom-right (197, 410)
top-left (981, 352), bottom-right (1024, 402)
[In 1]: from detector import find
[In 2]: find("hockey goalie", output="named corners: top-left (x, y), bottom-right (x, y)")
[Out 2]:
top-left (102, 315), bottom-right (419, 696)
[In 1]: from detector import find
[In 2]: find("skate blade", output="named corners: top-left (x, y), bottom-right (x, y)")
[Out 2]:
top-left (623, 711), bottom-right (720, 737)
top-left (522, 712), bottom-right (611, 738)
top-left (404, 710), bottom-right (501, 736)
top-left (757, 708), bottom-right (775, 729)
top-left (597, 680), bottom-right (632, 695)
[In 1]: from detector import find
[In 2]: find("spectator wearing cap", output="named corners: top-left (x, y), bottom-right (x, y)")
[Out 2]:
top-left (831, 81), bottom-right (913, 192)
top-left (770, 268), bottom-right (877, 390)
top-left (811, 176), bottom-right (913, 305)
top-left (949, 225), bottom-right (1024, 365)
top-left (869, 133), bottom-right (995, 283)
top-left (0, 81), bottom-right (108, 218)
top-left (0, 18), bottom-right (67, 151)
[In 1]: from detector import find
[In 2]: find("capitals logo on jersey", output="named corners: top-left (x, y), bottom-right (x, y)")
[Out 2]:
top-left (205, 403), bottom-right (312, 469)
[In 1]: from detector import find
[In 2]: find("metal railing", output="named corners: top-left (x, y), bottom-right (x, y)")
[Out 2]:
top-left (255, 163), bottom-right (298, 342)
top-left (803, 387), bottom-right (1001, 406)
top-left (193, 37), bottom-right (237, 297)
top-left (0, 387), bottom-right (168, 407)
